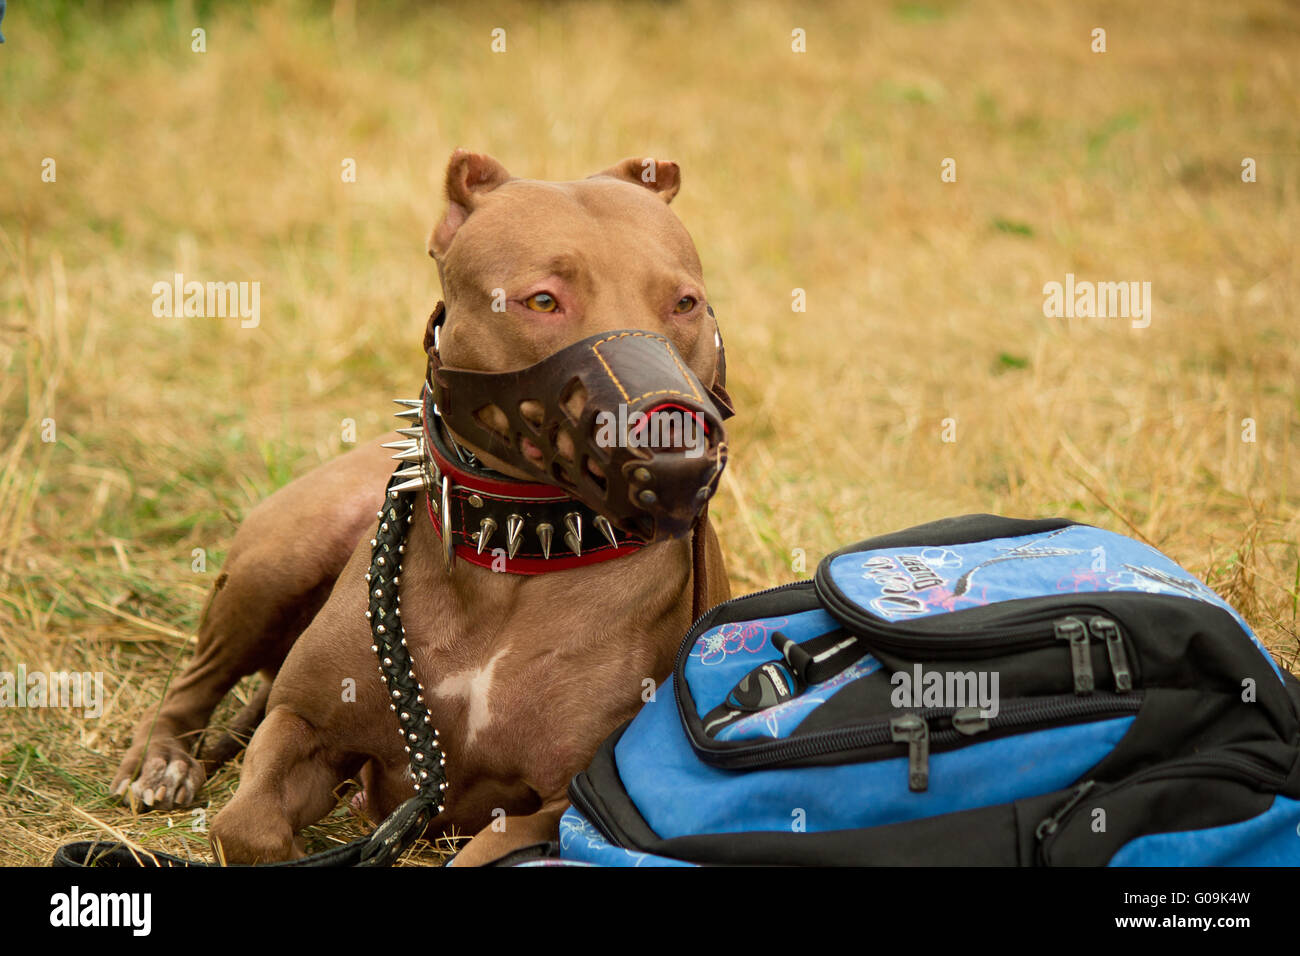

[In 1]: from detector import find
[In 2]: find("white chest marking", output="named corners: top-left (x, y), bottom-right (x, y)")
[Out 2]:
top-left (434, 648), bottom-right (509, 748)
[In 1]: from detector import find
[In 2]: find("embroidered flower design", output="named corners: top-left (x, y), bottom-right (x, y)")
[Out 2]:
top-left (690, 618), bottom-right (788, 666)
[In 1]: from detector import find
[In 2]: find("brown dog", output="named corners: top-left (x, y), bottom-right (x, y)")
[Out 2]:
top-left (111, 150), bottom-right (733, 865)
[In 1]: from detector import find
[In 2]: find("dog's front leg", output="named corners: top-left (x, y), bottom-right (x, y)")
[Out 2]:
top-left (209, 705), bottom-right (359, 863)
top-left (448, 796), bottom-right (571, 867)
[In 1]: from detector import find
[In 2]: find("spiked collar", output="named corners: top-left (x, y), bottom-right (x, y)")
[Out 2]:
top-left (383, 386), bottom-right (647, 574)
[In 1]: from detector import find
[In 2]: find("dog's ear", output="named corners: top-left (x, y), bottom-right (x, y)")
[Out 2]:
top-left (592, 157), bottom-right (681, 204)
top-left (429, 149), bottom-right (513, 258)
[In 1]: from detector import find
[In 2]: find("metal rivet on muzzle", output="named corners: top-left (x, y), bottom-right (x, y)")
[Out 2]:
top-left (638, 490), bottom-right (658, 506)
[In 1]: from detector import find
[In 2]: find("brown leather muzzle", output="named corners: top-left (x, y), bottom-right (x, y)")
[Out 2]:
top-left (424, 302), bottom-right (734, 542)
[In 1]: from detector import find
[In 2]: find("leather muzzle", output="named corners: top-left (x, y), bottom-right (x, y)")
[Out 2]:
top-left (424, 302), bottom-right (734, 542)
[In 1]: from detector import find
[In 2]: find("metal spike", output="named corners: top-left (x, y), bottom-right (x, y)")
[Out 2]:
top-left (564, 512), bottom-right (582, 557)
top-left (394, 407), bottom-right (423, 421)
top-left (537, 522), bottom-right (553, 560)
top-left (476, 517), bottom-right (497, 555)
top-left (395, 427), bottom-right (424, 438)
top-left (594, 515), bottom-right (618, 548)
top-left (506, 514), bottom-right (524, 559)
top-left (392, 446), bottom-right (424, 462)
top-left (390, 477), bottom-right (426, 494)
top-left (382, 439), bottom-right (418, 450)
top-left (393, 399), bottom-right (423, 408)
top-left (392, 466), bottom-right (423, 480)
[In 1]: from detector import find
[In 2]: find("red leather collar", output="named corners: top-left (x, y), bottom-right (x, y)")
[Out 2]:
top-left (421, 407), bottom-right (647, 575)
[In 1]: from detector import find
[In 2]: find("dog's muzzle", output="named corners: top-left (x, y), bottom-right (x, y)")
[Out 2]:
top-left (424, 302), bottom-right (734, 542)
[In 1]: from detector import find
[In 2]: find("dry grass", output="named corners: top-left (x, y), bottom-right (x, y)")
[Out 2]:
top-left (1, 0), bottom-right (1298, 866)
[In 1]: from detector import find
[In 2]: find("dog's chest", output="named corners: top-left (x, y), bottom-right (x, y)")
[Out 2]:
top-left (430, 647), bottom-right (510, 749)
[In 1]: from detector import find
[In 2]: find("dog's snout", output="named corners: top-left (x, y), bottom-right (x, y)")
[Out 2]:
top-left (624, 405), bottom-right (715, 457)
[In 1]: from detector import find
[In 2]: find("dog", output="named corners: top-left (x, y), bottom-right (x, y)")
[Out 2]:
top-left (111, 150), bottom-right (735, 865)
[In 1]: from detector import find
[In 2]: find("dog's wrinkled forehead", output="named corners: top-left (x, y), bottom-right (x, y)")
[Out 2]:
top-left (446, 179), bottom-right (703, 287)
top-left (427, 151), bottom-right (713, 378)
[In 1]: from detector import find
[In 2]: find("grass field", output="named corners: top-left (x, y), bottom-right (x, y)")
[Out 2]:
top-left (1, 0), bottom-right (1298, 866)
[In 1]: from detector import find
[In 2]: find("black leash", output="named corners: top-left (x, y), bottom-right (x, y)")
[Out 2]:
top-left (53, 469), bottom-right (447, 868)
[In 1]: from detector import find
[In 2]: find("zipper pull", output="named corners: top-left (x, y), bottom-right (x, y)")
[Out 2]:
top-left (1055, 617), bottom-right (1094, 695)
top-left (890, 714), bottom-right (930, 792)
top-left (1089, 616), bottom-right (1133, 692)
top-left (1035, 779), bottom-right (1096, 842)
top-left (952, 707), bottom-right (990, 735)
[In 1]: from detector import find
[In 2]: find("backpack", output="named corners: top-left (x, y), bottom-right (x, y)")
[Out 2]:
top-left (557, 514), bottom-right (1300, 866)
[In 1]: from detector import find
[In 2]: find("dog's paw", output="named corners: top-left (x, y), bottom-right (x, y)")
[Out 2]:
top-left (111, 741), bottom-right (205, 811)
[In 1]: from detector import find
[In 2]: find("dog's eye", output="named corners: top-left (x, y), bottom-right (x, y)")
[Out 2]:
top-left (525, 293), bottom-right (559, 313)
top-left (674, 296), bottom-right (697, 314)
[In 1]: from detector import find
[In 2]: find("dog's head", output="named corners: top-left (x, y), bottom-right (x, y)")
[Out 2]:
top-left (423, 149), bottom-right (733, 543)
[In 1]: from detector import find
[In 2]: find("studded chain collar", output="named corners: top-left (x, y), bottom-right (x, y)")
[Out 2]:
top-left (366, 471), bottom-right (448, 813)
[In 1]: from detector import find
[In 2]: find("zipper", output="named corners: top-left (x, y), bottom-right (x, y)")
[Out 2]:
top-left (890, 714), bottom-right (930, 791)
top-left (818, 585), bottom-right (1132, 660)
top-left (689, 691), bottom-right (1143, 784)
top-left (1056, 617), bottom-right (1095, 694)
top-left (1056, 615), bottom-right (1135, 695)
top-left (1088, 616), bottom-right (1133, 692)
top-left (1035, 751), bottom-right (1288, 862)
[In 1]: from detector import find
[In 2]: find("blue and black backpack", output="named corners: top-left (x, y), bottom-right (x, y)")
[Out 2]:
top-left (553, 515), bottom-right (1300, 866)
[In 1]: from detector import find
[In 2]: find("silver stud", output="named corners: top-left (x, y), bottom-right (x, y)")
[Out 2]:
top-left (537, 522), bottom-right (554, 560)
top-left (381, 439), bottom-right (419, 451)
top-left (564, 512), bottom-right (582, 557)
top-left (391, 446), bottom-right (425, 464)
top-left (639, 489), bottom-right (658, 505)
top-left (390, 477), bottom-right (426, 494)
top-left (394, 407), bottom-right (422, 421)
top-left (633, 467), bottom-right (652, 483)
top-left (594, 515), bottom-right (618, 548)
top-left (467, 494), bottom-right (483, 508)
top-left (395, 426), bottom-right (424, 438)
top-left (391, 466), bottom-right (423, 480)
top-left (476, 517), bottom-right (497, 555)
top-left (506, 514), bottom-right (524, 559)
top-left (392, 398), bottom-right (422, 408)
